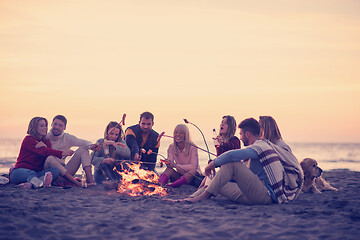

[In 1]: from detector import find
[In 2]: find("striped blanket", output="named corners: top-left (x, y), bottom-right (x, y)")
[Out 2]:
top-left (250, 139), bottom-right (303, 204)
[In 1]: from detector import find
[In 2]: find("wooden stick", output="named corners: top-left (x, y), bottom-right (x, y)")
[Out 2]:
top-left (159, 159), bottom-right (204, 182)
top-left (184, 119), bottom-right (211, 161)
top-left (162, 134), bottom-right (217, 157)
top-left (101, 114), bottom-right (126, 146)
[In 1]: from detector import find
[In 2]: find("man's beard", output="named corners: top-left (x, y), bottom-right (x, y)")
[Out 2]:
top-left (141, 129), bottom-right (150, 134)
top-left (242, 138), bottom-right (249, 147)
top-left (52, 129), bottom-right (62, 136)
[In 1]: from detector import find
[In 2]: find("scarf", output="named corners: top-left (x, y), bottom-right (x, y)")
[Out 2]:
top-left (249, 139), bottom-right (303, 203)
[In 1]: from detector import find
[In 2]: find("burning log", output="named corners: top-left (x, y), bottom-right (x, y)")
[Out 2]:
top-left (115, 162), bottom-right (167, 197)
top-left (131, 178), bottom-right (160, 186)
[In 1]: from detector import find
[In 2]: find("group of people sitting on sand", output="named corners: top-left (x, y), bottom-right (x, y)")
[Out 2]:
top-left (9, 111), bottom-right (305, 205)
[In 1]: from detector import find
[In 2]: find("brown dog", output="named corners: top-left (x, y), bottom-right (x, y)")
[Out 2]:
top-left (300, 158), bottom-right (338, 194)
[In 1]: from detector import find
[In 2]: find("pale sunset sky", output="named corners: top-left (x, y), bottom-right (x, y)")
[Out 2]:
top-left (0, 0), bottom-right (359, 143)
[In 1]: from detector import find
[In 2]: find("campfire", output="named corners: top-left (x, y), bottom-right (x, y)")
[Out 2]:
top-left (115, 162), bottom-right (167, 197)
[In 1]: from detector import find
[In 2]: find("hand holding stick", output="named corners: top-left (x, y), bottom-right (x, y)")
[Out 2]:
top-left (159, 159), bottom-right (203, 182)
top-left (146, 150), bottom-right (204, 182)
top-left (90, 114), bottom-right (127, 165)
top-left (159, 132), bottom-right (217, 157)
top-left (81, 114), bottom-right (127, 152)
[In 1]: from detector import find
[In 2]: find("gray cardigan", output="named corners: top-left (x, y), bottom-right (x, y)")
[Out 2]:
top-left (91, 138), bottom-right (131, 170)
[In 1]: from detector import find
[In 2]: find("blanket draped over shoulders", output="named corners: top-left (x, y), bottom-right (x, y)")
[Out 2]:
top-left (249, 139), bottom-right (304, 204)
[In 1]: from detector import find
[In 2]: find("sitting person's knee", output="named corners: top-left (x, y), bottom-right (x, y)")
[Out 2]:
top-left (75, 147), bottom-right (89, 155)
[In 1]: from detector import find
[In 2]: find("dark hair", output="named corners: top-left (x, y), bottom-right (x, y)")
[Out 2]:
top-left (259, 116), bottom-right (283, 144)
top-left (27, 117), bottom-right (48, 140)
top-left (222, 115), bottom-right (237, 140)
top-left (104, 121), bottom-right (123, 142)
top-left (238, 118), bottom-right (260, 136)
top-left (53, 115), bottom-right (67, 127)
top-left (140, 112), bottom-right (154, 122)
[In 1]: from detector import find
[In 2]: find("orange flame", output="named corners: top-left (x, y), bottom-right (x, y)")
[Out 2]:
top-left (115, 162), bottom-right (167, 197)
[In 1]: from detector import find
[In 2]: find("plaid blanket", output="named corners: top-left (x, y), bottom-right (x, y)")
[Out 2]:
top-left (249, 139), bottom-right (303, 203)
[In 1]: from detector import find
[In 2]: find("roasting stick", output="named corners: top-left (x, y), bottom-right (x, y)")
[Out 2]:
top-left (114, 131), bottom-right (204, 182)
top-left (114, 151), bottom-right (203, 182)
top-left (160, 133), bottom-right (217, 157)
top-left (159, 158), bottom-right (203, 182)
top-left (113, 132), bottom-right (165, 166)
top-left (90, 114), bottom-right (127, 166)
top-left (101, 113), bottom-right (127, 146)
top-left (112, 132), bottom-right (165, 167)
top-left (144, 149), bottom-right (204, 182)
top-left (156, 132), bottom-right (209, 181)
top-left (183, 118), bottom-right (211, 162)
top-left (77, 113), bottom-right (127, 152)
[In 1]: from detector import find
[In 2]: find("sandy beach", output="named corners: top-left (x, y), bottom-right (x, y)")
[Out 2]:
top-left (0, 169), bottom-right (359, 240)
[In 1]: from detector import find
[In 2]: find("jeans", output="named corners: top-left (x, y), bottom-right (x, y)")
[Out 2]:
top-left (9, 167), bottom-right (60, 184)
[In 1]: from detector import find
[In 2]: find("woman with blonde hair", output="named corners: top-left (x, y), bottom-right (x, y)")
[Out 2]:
top-left (159, 124), bottom-right (201, 187)
top-left (91, 121), bottom-right (131, 184)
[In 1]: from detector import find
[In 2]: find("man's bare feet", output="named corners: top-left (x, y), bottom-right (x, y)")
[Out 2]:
top-left (163, 198), bottom-right (180, 203)
top-left (181, 197), bottom-right (197, 203)
top-left (18, 182), bottom-right (32, 189)
top-left (182, 191), bottom-right (212, 202)
top-left (43, 172), bottom-right (53, 188)
top-left (187, 186), bottom-right (206, 198)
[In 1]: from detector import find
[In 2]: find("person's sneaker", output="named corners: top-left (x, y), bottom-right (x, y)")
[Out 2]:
top-left (0, 176), bottom-right (9, 185)
top-left (43, 172), bottom-right (52, 188)
top-left (29, 177), bottom-right (43, 188)
top-left (18, 182), bottom-right (32, 189)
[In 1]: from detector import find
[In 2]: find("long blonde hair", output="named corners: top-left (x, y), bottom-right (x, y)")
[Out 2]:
top-left (259, 116), bottom-right (282, 144)
top-left (173, 124), bottom-right (195, 155)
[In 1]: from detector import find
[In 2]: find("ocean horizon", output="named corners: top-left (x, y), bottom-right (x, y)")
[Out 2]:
top-left (1, 137), bottom-right (359, 174)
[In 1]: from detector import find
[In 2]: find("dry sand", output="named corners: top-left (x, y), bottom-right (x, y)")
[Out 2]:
top-left (0, 169), bottom-right (359, 240)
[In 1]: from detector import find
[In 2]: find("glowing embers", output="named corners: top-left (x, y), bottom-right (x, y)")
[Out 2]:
top-left (115, 162), bottom-right (167, 197)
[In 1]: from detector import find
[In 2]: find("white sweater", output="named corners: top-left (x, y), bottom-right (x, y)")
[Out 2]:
top-left (47, 132), bottom-right (92, 164)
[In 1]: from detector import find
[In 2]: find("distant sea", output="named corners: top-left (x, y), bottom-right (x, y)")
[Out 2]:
top-left (1, 138), bottom-right (359, 174)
